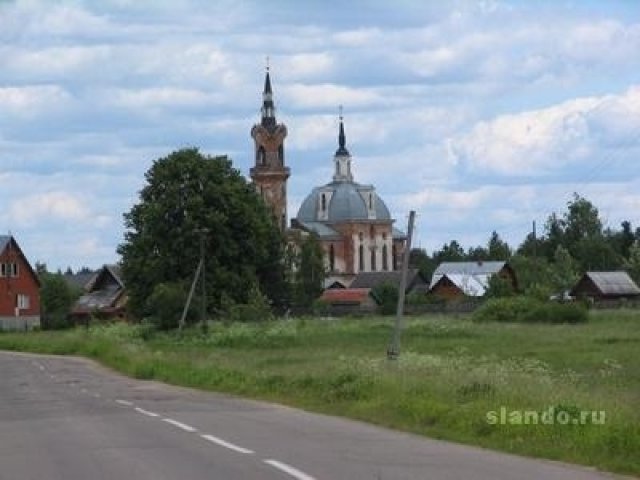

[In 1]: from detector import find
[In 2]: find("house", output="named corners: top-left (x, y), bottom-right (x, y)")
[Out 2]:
top-left (350, 269), bottom-right (428, 293)
top-left (570, 271), bottom-right (640, 301)
top-left (428, 261), bottom-right (517, 299)
top-left (0, 235), bottom-right (40, 330)
top-left (318, 288), bottom-right (378, 315)
top-left (70, 264), bottom-right (127, 321)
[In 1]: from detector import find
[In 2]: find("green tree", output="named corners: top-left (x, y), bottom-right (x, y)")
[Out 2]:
top-left (563, 193), bottom-right (603, 246)
top-left (433, 240), bottom-right (466, 263)
top-left (484, 274), bottom-right (515, 298)
top-left (624, 241), bottom-right (640, 284)
top-left (118, 148), bottom-right (285, 319)
top-left (487, 231), bottom-right (511, 260)
top-left (39, 272), bottom-right (81, 329)
top-left (549, 245), bottom-right (579, 294)
top-left (293, 233), bottom-right (325, 307)
top-left (409, 248), bottom-right (436, 280)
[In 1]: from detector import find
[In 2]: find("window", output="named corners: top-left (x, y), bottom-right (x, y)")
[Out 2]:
top-left (329, 244), bottom-right (335, 271)
top-left (369, 193), bottom-right (373, 210)
top-left (278, 145), bottom-right (284, 165)
top-left (1, 263), bottom-right (18, 277)
top-left (321, 194), bottom-right (326, 212)
top-left (358, 245), bottom-right (364, 271)
top-left (257, 146), bottom-right (266, 165)
top-left (382, 244), bottom-right (388, 271)
top-left (392, 245), bottom-right (398, 270)
top-left (17, 294), bottom-right (29, 310)
top-left (371, 248), bottom-right (376, 271)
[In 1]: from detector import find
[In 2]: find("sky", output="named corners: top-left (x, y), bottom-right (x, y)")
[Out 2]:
top-left (1, 0), bottom-right (640, 271)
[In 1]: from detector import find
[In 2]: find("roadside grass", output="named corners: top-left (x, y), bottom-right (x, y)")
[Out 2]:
top-left (1, 310), bottom-right (639, 476)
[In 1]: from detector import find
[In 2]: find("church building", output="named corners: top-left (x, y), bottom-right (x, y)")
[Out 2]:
top-left (250, 69), bottom-right (406, 288)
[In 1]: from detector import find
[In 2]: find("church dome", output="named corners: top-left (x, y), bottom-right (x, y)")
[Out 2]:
top-left (297, 181), bottom-right (391, 223)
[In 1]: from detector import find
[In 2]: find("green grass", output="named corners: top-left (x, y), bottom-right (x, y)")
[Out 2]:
top-left (1, 310), bottom-right (639, 476)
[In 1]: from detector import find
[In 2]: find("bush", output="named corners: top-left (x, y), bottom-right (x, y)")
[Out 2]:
top-left (473, 296), bottom-right (588, 324)
top-left (371, 282), bottom-right (398, 315)
top-left (146, 282), bottom-right (191, 330)
top-left (226, 286), bottom-right (273, 323)
top-left (523, 302), bottom-right (588, 324)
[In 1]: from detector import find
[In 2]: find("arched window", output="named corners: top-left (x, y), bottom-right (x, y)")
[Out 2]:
top-left (370, 248), bottom-right (376, 271)
top-left (321, 194), bottom-right (326, 212)
top-left (257, 146), bottom-right (266, 166)
top-left (392, 244), bottom-right (398, 270)
top-left (369, 193), bottom-right (373, 210)
top-left (329, 244), bottom-right (335, 271)
top-left (370, 225), bottom-right (375, 239)
top-left (278, 145), bottom-right (284, 165)
top-left (382, 244), bottom-right (388, 271)
top-left (358, 245), bottom-right (364, 271)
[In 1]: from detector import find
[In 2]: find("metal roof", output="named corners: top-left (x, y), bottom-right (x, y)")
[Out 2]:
top-left (433, 273), bottom-right (488, 297)
top-left (582, 271), bottom-right (640, 296)
top-left (430, 261), bottom-right (506, 289)
top-left (295, 221), bottom-right (341, 238)
top-left (297, 181), bottom-right (391, 223)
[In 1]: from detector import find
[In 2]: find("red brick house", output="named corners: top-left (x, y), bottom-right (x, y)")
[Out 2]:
top-left (0, 235), bottom-right (41, 330)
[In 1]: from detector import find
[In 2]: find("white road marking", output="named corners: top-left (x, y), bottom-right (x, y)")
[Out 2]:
top-left (162, 418), bottom-right (197, 432)
top-left (38, 364), bottom-right (45, 371)
top-left (263, 460), bottom-right (316, 480)
top-left (135, 407), bottom-right (160, 417)
top-left (116, 399), bottom-right (133, 406)
top-left (200, 434), bottom-right (254, 454)
top-left (92, 393), bottom-right (101, 398)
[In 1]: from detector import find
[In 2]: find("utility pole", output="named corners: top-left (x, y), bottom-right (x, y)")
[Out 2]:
top-left (387, 210), bottom-right (415, 360)
top-left (179, 228), bottom-right (209, 331)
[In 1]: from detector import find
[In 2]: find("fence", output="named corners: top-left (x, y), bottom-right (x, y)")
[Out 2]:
top-left (0, 316), bottom-right (41, 331)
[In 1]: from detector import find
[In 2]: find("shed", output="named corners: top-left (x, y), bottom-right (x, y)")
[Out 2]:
top-left (428, 261), bottom-right (517, 299)
top-left (570, 271), bottom-right (640, 300)
top-left (70, 264), bottom-right (127, 321)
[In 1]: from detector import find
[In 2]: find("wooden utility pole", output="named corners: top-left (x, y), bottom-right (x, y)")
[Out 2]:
top-left (387, 210), bottom-right (415, 360)
top-left (179, 228), bottom-right (209, 331)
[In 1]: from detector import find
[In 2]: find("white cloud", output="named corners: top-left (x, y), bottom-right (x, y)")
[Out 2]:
top-left (6, 192), bottom-right (90, 227)
top-left (448, 87), bottom-right (640, 176)
top-left (0, 85), bottom-right (72, 117)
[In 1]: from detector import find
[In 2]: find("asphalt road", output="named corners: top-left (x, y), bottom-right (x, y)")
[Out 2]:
top-left (0, 351), bottom-right (624, 480)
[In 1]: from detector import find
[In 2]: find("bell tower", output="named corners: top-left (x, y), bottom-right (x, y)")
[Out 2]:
top-left (250, 63), bottom-right (290, 232)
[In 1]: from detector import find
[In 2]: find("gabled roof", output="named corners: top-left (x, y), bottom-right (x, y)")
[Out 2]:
top-left (0, 235), bottom-right (40, 287)
top-left (320, 288), bottom-right (372, 305)
top-left (430, 261), bottom-right (507, 288)
top-left (575, 271), bottom-right (640, 296)
top-left (72, 264), bottom-right (125, 313)
top-left (350, 269), bottom-right (424, 291)
top-left (432, 273), bottom-right (488, 297)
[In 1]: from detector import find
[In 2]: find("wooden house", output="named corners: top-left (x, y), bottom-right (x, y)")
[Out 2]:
top-left (70, 264), bottom-right (127, 322)
top-left (0, 235), bottom-right (40, 330)
top-left (428, 261), bottom-right (517, 300)
top-left (570, 271), bottom-right (640, 300)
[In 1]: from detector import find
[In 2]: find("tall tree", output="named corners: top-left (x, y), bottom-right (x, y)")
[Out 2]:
top-left (409, 248), bottom-right (436, 279)
top-left (550, 245), bottom-right (579, 294)
top-left (293, 233), bottom-right (325, 307)
top-left (118, 148), bottom-right (285, 319)
top-left (433, 240), bottom-right (466, 263)
top-left (487, 231), bottom-right (511, 260)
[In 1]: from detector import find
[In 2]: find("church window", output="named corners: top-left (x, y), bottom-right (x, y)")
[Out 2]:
top-left (371, 248), bottom-right (376, 271)
top-left (321, 194), bottom-right (326, 212)
top-left (382, 245), bottom-right (388, 271)
top-left (370, 225), bottom-right (375, 239)
top-left (392, 244), bottom-right (398, 270)
top-left (358, 245), bottom-right (364, 271)
top-left (369, 193), bottom-right (373, 210)
top-left (329, 244), bottom-right (335, 271)
top-left (278, 145), bottom-right (284, 165)
top-left (257, 146), bottom-right (266, 166)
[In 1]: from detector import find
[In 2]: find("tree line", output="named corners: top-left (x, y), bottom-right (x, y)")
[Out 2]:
top-left (410, 193), bottom-right (640, 298)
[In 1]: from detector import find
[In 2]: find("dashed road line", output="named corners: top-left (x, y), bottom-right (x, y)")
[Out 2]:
top-left (263, 459), bottom-right (316, 480)
top-left (115, 399), bottom-right (133, 406)
top-left (135, 407), bottom-right (160, 417)
top-left (162, 418), bottom-right (197, 433)
top-left (200, 434), bottom-right (254, 454)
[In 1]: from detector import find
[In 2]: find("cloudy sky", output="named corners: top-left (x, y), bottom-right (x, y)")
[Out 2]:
top-left (1, 0), bottom-right (639, 270)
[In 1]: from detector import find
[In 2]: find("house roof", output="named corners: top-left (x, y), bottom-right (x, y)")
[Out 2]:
top-left (350, 269), bottom-right (423, 290)
top-left (430, 261), bottom-right (507, 288)
top-left (295, 220), bottom-right (341, 238)
top-left (64, 271), bottom-right (97, 291)
top-left (0, 235), bottom-right (40, 287)
top-left (432, 273), bottom-right (488, 297)
top-left (320, 288), bottom-right (372, 305)
top-left (72, 264), bottom-right (125, 313)
top-left (575, 271), bottom-right (640, 296)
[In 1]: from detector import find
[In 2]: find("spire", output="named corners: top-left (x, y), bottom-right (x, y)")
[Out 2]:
top-left (333, 106), bottom-right (353, 182)
top-left (335, 105), bottom-right (350, 156)
top-left (261, 58), bottom-right (276, 128)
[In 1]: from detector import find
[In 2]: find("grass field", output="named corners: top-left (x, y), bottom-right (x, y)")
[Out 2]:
top-left (1, 310), bottom-right (638, 476)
